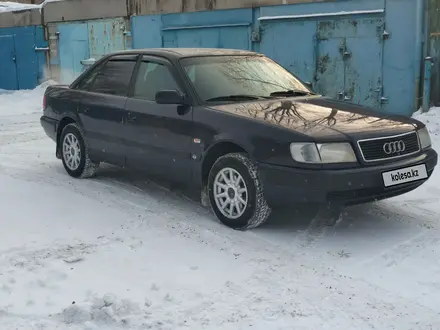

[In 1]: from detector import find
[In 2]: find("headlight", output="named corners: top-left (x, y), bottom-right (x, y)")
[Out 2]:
top-left (418, 127), bottom-right (432, 149)
top-left (290, 142), bottom-right (357, 163)
top-left (290, 143), bottom-right (321, 163)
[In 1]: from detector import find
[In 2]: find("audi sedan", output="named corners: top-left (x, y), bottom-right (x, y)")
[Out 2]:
top-left (40, 48), bottom-right (438, 230)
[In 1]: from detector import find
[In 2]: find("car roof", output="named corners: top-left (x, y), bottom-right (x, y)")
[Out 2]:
top-left (109, 48), bottom-right (261, 60)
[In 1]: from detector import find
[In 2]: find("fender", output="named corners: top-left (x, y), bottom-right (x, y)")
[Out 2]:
top-left (191, 133), bottom-right (257, 189)
top-left (202, 133), bottom-right (255, 160)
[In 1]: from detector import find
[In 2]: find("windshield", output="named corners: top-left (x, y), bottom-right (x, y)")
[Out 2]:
top-left (180, 55), bottom-right (312, 102)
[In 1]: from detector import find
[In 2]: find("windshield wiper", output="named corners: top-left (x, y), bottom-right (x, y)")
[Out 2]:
top-left (269, 89), bottom-right (315, 97)
top-left (205, 94), bottom-right (268, 102)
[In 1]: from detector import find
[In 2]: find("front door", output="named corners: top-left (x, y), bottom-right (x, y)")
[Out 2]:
top-left (124, 56), bottom-right (193, 184)
top-left (73, 55), bottom-right (138, 165)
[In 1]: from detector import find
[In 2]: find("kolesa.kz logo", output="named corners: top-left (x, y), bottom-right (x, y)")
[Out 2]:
top-left (391, 168), bottom-right (419, 182)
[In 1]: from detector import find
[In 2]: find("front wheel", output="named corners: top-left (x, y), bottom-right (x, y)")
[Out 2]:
top-left (208, 153), bottom-right (271, 230)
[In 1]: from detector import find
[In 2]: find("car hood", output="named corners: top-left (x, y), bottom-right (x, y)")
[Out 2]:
top-left (208, 96), bottom-right (419, 139)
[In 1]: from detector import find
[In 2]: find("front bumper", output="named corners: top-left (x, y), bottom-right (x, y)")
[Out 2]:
top-left (259, 148), bottom-right (438, 208)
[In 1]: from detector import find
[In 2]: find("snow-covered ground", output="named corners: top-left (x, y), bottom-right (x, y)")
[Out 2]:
top-left (1, 85), bottom-right (440, 329)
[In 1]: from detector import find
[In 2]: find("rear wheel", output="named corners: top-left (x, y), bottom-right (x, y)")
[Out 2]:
top-left (208, 153), bottom-right (271, 230)
top-left (60, 123), bottom-right (99, 178)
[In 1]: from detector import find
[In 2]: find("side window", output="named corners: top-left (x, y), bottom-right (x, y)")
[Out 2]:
top-left (75, 62), bottom-right (104, 90)
top-left (185, 65), bottom-right (196, 83)
top-left (90, 58), bottom-right (137, 96)
top-left (133, 61), bottom-right (180, 101)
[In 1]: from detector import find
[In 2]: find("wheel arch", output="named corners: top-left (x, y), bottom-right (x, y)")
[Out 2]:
top-left (201, 139), bottom-right (253, 187)
top-left (56, 115), bottom-right (78, 158)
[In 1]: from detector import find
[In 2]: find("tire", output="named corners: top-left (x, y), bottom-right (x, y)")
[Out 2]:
top-left (207, 152), bottom-right (271, 230)
top-left (60, 123), bottom-right (99, 179)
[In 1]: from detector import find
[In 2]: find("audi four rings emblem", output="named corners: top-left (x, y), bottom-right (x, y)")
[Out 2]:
top-left (383, 140), bottom-right (406, 154)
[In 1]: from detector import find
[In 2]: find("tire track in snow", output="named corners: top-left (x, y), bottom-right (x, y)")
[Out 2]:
top-left (2, 157), bottom-right (437, 328)
top-left (369, 202), bottom-right (440, 230)
top-left (8, 167), bottom-right (439, 328)
top-left (1, 122), bottom-right (440, 327)
top-left (356, 229), bottom-right (440, 268)
top-left (0, 114), bottom-right (44, 146)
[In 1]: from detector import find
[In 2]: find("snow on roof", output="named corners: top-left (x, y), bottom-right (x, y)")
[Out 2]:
top-left (0, 0), bottom-right (62, 13)
top-left (0, 2), bottom-right (39, 13)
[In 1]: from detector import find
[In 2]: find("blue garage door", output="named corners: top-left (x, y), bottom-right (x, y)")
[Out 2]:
top-left (15, 32), bottom-right (39, 90)
top-left (315, 37), bottom-right (346, 101)
top-left (259, 20), bottom-right (316, 86)
top-left (57, 19), bottom-right (129, 84)
top-left (316, 17), bottom-right (384, 108)
top-left (58, 22), bottom-right (89, 84)
top-left (259, 14), bottom-right (384, 109)
top-left (0, 35), bottom-right (18, 90)
top-left (88, 18), bottom-right (128, 59)
top-left (162, 24), bottom-right (251, 50)
top-left (343, 18), bottom-right (384, 108)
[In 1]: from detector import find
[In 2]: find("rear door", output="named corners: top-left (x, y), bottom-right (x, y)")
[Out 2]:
top-left (123, 56), bottom-right (194, 184)
top-left (74, 55), bottom-right (138, 165)
top-left (0, 35), bottom-right (18, 90)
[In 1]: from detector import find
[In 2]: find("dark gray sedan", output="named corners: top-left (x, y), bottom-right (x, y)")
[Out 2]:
top-left (40, 48), bottom-right (438, 230)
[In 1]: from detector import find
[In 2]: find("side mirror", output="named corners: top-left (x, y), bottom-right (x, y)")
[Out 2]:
top-left (304, 81), bottom-right (313, 89)
top-left (155, 90), bottom-right (185, 105)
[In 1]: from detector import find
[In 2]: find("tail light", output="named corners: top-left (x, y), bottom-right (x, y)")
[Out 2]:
top-left (43, 94), bottom-right (46, 110)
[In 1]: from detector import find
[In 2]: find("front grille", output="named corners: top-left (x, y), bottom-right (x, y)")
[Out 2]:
top-left (357, 131), bottom-right (420, 162)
